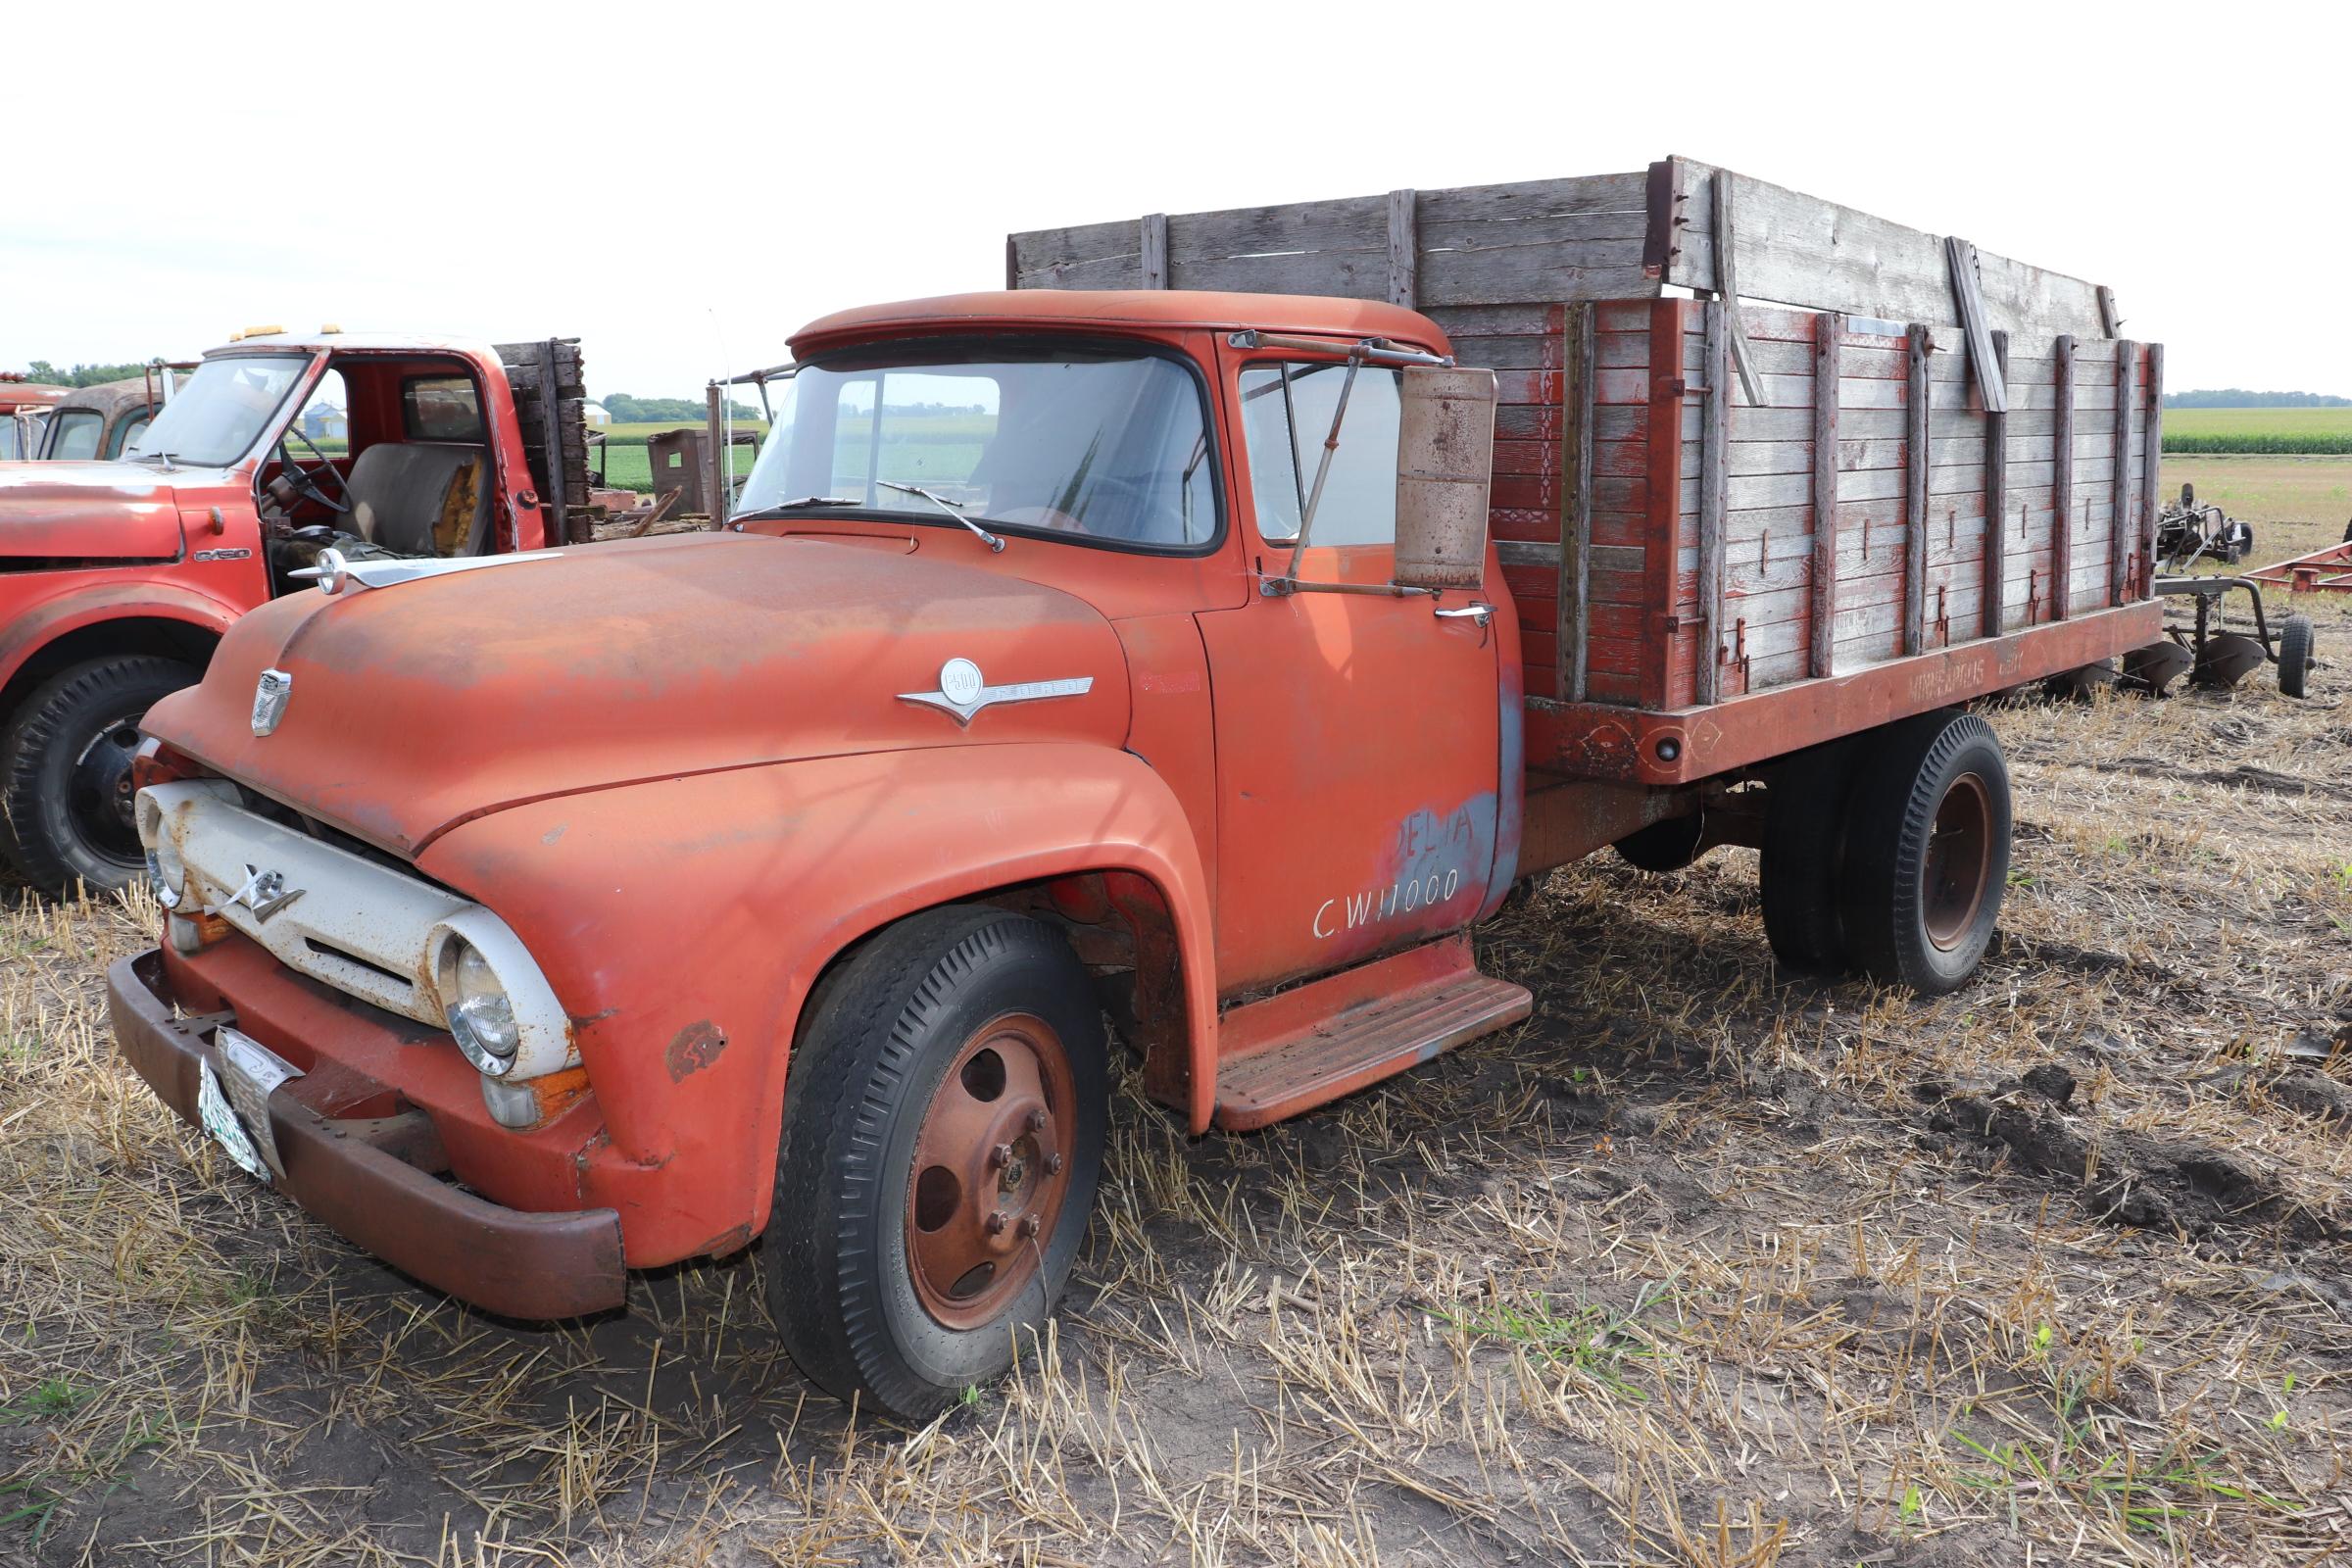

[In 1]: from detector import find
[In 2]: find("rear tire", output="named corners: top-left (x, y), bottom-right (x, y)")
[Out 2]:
top-left (1838, 711), bottom-right (2011, 995)
top-left (765, 906), bottom-right (1107, 1422)
top-left (2278, 613), bottom-right (2314, 698)
top-left (1759, 738), bottom-right (1859, 972)
top-left (1612, 813), bottom-right (1706, 873)
top-left (0, 656), bottom-right (197, 899)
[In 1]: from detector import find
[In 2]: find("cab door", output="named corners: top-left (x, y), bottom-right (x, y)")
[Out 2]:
top-left (1196, 347), bottom-right (1504, 995)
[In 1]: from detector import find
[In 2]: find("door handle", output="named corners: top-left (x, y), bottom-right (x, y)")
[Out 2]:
top-left (1434, 603), bottom-right (1495, 627)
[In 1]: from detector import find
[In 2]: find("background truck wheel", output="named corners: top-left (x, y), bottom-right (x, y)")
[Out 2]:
top-left (2278, 613), bottom-right (2314, 698)
top-left (765, 906), bottom-right (1107, 1422)
top-left (1612, 812), bottom-right (1706, 872)
top-left (1759, 738), bottom-right (1859, 972)
top-left (1838, 711), bottom-right (2011, 995)
top-left (0, 656), bottom-right (197, 899)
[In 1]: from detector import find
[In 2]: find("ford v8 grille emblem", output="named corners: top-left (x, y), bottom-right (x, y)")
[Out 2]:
top-left (251, 668), bottom-right (293, 736)
top-left (899, 658), bottom-right (1092, 727)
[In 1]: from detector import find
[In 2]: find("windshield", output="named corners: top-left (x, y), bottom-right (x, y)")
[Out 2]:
top-left (736, 342), bottom-right (1216, 549)
top-left (125, 355), bottom-right (309, 466)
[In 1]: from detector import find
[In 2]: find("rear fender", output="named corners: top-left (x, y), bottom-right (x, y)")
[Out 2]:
top-left (420, 742), bottom-right (1218, 1263)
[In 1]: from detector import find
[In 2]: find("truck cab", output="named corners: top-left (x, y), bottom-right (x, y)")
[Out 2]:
top-left (0, 330), bottom-right (578, 895)
top-left (0, 378), bottom-right (67, 462)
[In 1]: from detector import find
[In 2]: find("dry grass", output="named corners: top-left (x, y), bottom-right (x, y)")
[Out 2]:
top-left (4, 662), bottom-right (2348, 1565)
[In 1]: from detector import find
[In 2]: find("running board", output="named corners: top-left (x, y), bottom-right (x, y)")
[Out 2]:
top-left (1210, 932), bottom-right (1533, 1131)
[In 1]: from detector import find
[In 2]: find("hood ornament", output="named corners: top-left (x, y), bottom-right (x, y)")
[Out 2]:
top-left (899, 657), bottom-right (1092, 727)
top-left (212, 863), bottom-right (306, 924)
top-left (251, 668), bottom-right (293, 735)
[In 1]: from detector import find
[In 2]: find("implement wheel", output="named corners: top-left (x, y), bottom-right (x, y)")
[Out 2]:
top-left (1838, 711), bottom-right (2011, 995)
top-left (2279, 614), bottom-right (2314, 698)
top-left (1759, 738), bottom-right (1860, 973)
top-left (764, 906), bottom-right (1106, 1421)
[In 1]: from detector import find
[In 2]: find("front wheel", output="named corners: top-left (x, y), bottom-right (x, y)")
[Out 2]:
top-left (1838, 711), bottom-right (2011, 995)
top-left (765, 906), bottom-right (1107, 1421)
top-left (0, 656), bottom-right (198, 899)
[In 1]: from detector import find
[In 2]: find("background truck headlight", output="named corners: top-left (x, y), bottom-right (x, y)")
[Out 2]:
top-left (436, 936), bottom-right (521, 1075)
top-left (134, 794), bottom-right (186, 908)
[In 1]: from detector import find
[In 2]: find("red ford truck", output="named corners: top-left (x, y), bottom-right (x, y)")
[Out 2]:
top-left (109, 160), bottom-right (2164, 1421)
top-left (0, 330), bottom-right (590, 895)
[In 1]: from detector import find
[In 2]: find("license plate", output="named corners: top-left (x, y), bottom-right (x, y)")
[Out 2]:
top-left (196, 1028), bottom-right (304, 1183)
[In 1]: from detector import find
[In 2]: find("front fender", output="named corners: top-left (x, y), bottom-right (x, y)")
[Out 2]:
top-left (0, 579), bottom-right (242, 691)
top-left (419, 742), bottom-right (1218, 1264)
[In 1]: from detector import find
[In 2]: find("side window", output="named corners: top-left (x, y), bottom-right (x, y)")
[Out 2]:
top-left (45, 409), bottom-right (102, 461)
top-left (1237, 362), bottom-right (1402, 547)
top-left (107, 411), bottom-right (154, 460)
top-left (402, 375), bottom-right (482, 441)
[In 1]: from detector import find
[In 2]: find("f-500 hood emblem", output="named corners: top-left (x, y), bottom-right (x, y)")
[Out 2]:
top-left (899, 657), bottom-right (1092, 727)
top-left (251, 668), bottom-right (293, 736)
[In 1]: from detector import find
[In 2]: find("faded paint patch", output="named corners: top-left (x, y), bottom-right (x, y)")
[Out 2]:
top-left (541, 822), bottom-right (566, 845)
top-left (664, 1020), bottom-right (727, 1082)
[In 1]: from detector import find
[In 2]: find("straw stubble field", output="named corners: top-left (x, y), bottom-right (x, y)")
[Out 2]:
top-left (2, 617), bottom-right (2347, 1567)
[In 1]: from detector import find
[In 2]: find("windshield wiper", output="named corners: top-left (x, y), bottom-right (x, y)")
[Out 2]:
top-left (127, 450), bottom-right (179, 472)
top-left (729, 496), bottom-right (865, 524)
top-left (876, 481), bottom-right (1005, 553)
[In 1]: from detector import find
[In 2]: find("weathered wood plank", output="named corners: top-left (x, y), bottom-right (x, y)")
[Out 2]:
top-left (1640, 300), bottom-right (1691, 710)
top-left (2110, 340), bottom-right (2136, 605)
top-left (1944, 237), bottom-right (2009, 415)
top-left (1662, 158), bottom-right (2113, 343)
top-left (1388, 189), bottom-right (1416, 308)
top-left (1982, 329), bottom-right (2009, 637)
top-left (2052, 335), bottom-right (2075, 621)
top-left (1560, 304), bottom-right (1597, 702)
top-left (1904, 324), bottom-right (1931, 657)
top-left (1812, 314), bottom-right (1839, 678)
top-left (1696, 300), bottom-right (1732, 705)
top-left (1711, 170), bottom-right (1767, 407)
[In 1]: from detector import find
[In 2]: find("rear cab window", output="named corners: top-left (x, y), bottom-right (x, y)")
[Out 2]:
top-left (403, 375), bottom-right (484, 441)
top-left (45, 409), bottom-right (102, 461)
top-left (1237, 361), bottom-right (1402, 547)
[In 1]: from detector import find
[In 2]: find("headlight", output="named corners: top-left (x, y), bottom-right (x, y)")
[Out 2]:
top-left (436, 936), bottom-right (520, 1076)
top-left (136, 793), bottom-right (185, 909)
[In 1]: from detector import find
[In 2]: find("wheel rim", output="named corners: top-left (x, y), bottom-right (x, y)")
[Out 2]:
top-left (906, 1012), bottom-right (1075, 1331)
top-left (1923, 772), bottom-right (1992, 952)
top-left (67, 712), bottom-right (146, 865)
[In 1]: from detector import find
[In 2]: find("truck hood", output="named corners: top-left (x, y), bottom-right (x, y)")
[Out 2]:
top-left (0, 461), bottom-right (226, 559)
top-left (144, 532), bottom-right (1134, 856)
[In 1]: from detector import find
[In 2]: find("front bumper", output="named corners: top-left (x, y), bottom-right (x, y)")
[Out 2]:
top-left (109, 949), bottom-right (626, 1320)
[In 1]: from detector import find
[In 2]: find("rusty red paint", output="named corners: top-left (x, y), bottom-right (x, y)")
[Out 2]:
top-left (664, 1021), bottom-right (728, 1083)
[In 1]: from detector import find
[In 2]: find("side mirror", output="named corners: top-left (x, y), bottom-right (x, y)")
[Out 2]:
top-left (1394, 365), bottom-right (1497, 589)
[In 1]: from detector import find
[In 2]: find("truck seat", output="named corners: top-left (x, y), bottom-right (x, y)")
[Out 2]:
top-left (343, 442), bottom-right (491, 557)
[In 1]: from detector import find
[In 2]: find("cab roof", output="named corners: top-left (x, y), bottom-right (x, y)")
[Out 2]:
top-left (790, 290), bottom-right (1451, 358)
top-left (202, 331), bottom-right (502, 361)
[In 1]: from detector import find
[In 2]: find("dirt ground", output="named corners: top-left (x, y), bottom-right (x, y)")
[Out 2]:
top-left (3, 603), bottom-right (2347, 1566)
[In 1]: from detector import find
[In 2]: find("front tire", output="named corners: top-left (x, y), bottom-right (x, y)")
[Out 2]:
top-left (1838, 711), bottom-right (2011, 995)
top-left (765, 906), bottom-right (1107, 1421)
top-left (0, 656), bottom-right (197, 898)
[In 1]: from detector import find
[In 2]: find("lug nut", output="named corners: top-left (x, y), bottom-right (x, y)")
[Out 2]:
top-left (1017, 1214), bottom-right (1042, 1239)
top-left (986, 1211), bottom-right (1008, 1235)
top-left (1026, 1108), bottom-right (1048, 1133)
top-left (989, 1143), bottom-right (1013, 1169)
top-left (1045, 1152), bottom-right (1064, 1176)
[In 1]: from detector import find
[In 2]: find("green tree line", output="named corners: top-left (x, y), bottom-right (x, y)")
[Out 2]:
top-left (599, 392), bottom-right (760, 422)
top-left (10, 361), bottom-right (153, 387)
top-left (2165, 388), bottom-right (2350, 408)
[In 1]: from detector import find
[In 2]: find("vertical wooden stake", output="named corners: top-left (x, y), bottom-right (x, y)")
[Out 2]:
top-left (1982, 329), bottom-right (2009, 637)
top-left (2111, 340), bottom-right (2136, 605)
top-left (2052, 335), bottom-right (2076, 621)
top-left (1903, 324), bottom-right (1932, 657)
top-left (1809, 313), bottom-right (1840, 678)
top-left (1695, 300), bottom-right (1731, 705)
top-left (704, 381), bottom-right (726, 527)
top-left (2140, 344), bottom-right (2166, 600)
top-left (1641, 300), bottom-right (1691, 711)
top-left (1387, 189), bottom-right (1418, 309)
top-left (1558, 303), bottom-right (1594, 702)
top-left (1140, 214), bottom-right (1169, 289)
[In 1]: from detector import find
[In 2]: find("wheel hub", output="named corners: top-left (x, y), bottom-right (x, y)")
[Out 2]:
top-left (906, 1013), bottom-right (1075, 1330)
top-left (1924, 771), bottom-right (1992, 952)
top-left (69, 716), bottom-right (146, 860)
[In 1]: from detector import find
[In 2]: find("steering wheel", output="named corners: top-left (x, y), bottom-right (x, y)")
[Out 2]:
top-left (272, 424), bottom-right (353, 514)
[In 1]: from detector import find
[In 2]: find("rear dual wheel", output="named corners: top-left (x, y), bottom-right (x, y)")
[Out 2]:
top-left (765, 906), bottom-right (1106, 1422)
top-left (1759, 711), bottom-right (2011, 995)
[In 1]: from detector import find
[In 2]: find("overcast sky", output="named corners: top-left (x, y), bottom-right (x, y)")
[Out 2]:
top-left (7, 3), bottom-right (2339, 400)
